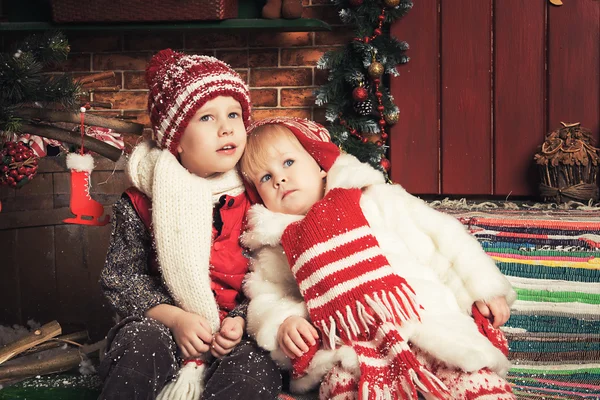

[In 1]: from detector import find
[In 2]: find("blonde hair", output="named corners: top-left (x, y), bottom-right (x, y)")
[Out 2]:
top-left (239, 124), bottom-right (304, 187)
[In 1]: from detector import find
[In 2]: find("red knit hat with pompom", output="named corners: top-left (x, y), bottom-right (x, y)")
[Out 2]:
top-left (146, 49), bottom-right (251, 155)
top-left (243, 117), bottom-right (341, 204)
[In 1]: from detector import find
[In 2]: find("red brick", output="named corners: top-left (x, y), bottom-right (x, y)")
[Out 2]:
top-left (315, 27), bottom-right (354, 45)
top-left (252, 108), bottom-right (312, 120)
top-left (250, 89), bottom-right (278, 107)
top-left (280, 88), bottom-right (316, 107)
top-left (123, 32), bottom-right (183, 51)
top-left (249, 49), bottom-right (279, 68)
top-left (281, 47), bottom-right (336, 66)
top-left (235, 69), bottom-right (249, 84)
top-left (314, 68), bottom-right (329, 86)
top-left (93, 91), bottom-right (148, 110)
top-left (216, 50), bottom-right (249, 68)
top-left (93, 53), bottom-right (151, 71)
top-left (51, 53), bottom-right (91, 72)
top-left (302, 5), bottom-right (341, 25)
top-left (185, 33), bottom-right (247, 49)
top-left (249, 32), bottom-right (311, 48)
top-left (123, 71), bottom-right (147, 89)
top-left (67, 32), bottom-right (122, 52)
top-left (250, 68), bottom-right (312, 87)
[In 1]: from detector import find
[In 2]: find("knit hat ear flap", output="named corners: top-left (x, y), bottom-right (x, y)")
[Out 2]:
top-left (244, 117), bottom-right (341, 205)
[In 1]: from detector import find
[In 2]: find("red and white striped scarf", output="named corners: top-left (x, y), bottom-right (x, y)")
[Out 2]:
top-left (281, 188), bottom-right (449, 399)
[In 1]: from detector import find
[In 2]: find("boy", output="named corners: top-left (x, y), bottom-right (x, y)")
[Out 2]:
top-left (98, 50), bottom-right (281, 400)
top-left (239, 117), bottom-right (516, 399)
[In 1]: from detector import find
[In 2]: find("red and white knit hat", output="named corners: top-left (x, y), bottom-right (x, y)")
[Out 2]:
top-left (146, 49), bottom-right (251, 155)
top-left (245, 117), bottom-right (341, 203)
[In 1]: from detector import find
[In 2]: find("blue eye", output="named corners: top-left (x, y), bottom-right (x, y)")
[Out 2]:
top-left (229, 112), bottom-right (240, 119)
top-left (284, 159), bottom-right (294, 167)
top-left (199, 115), bottom-right (211, 122)
top-left (260, 174), bottom-right (271, 183)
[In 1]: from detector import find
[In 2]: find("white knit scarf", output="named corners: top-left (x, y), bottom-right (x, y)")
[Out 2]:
top-left (128, 142), bottom-right (246, 400)
top-left (127, 142), bottom-right (245, 331)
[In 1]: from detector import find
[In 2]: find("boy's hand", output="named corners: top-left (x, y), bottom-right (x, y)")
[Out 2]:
top-left (171, 311), bottom-right (213, 358)
top-left (277, 316), bottom-right (319, 359)
top-left (211, 316), bottom-right (245, 358)
top-left (475, 297), bottom-right (510, 328)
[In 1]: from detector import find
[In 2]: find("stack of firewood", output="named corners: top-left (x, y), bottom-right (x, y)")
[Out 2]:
top-left (0, 321), bottom-right (105, 387)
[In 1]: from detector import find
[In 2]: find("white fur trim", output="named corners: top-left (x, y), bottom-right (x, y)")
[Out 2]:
top-left (326, 153), bottom-right (386, 192)
top-left (241, 204), bottom-right (303, 250)
top-left (66, 153), bottom-right (94, 173)
top-left (290, 346), bottom-right (359, 394)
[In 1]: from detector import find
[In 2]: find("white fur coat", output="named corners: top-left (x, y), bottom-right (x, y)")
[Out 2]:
top-left (241, 154), bottom-right (517, 393)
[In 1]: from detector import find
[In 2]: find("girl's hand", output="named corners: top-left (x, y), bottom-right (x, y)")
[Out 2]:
top-left (475, 297), bottom-right (510, 328)
top-left (211, 316), bottom-right (245, 358)
top-left (277, 316), bottom-right (319, 359)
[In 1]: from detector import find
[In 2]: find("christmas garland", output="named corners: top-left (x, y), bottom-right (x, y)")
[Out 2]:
top-left (315, 0), bottom-right (412, 174)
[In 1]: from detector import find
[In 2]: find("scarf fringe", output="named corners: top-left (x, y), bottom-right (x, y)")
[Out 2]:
top-left (318, 287), bottom-right (421, 350)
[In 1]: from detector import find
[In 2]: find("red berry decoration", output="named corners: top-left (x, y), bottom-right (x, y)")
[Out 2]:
top-left (380, 158), bottom-right (391, 171)
top-left (352, 86), bottom-right (369, 102)
top-left (0, 140), bottom-right (39, 188)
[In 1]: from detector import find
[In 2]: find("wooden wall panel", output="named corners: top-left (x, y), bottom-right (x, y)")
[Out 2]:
top-left (55, 225), bottom-right (88, 327)
top-left (494, 0), bottom-right (546, 196)
top-left (440, 0), bottom-right (493, 195)
top-left (0, 230), bottom-right (20, 324)
top-left (18, 226), bottom-right (56, 323)
top-left (389, 0), bottom-right (440, 193)
top-left (548, 0), bottom-right (600, 141)
top-left (84, 224), bottom-right (116, 341)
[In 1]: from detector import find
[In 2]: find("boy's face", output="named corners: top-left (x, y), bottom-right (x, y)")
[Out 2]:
top-left (251, 135), bottom-right (327, 215)
top-left (177, 96), bottom-right (246, 178)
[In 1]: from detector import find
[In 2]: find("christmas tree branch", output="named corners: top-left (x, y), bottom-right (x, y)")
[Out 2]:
top-left (16, 108), bottom-right (143, 134)
top-left (21, 123), bottom-right (122, 161)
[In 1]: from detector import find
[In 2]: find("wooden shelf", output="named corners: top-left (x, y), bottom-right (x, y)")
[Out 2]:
top-left (0, 18), bottom-right (331, 32)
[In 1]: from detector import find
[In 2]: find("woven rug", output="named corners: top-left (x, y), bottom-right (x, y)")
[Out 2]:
top-left (1, 206), bottom-right (599, 400)
top-left (440, 205), bottom-right (600, 399)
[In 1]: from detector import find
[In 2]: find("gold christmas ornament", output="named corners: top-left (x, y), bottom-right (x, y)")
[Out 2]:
top-left (368, 61), bottom-right (384, 78)
top-left (384, 112), bottom-right (399, 125)
top-left (384, 0), bottom-right (401, 7)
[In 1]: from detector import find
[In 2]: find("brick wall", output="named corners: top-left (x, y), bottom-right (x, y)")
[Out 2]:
top-left (25, 2), bottom-right (353, 149)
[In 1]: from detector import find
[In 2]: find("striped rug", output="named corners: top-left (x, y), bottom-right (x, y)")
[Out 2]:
top-left (442, 206), bottom-right (600, 400)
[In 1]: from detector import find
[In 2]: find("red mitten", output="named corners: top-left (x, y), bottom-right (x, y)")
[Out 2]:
top-left (472, 305), bottom-right (509, 356)
top-left (291, 339), bottom-right (321, 379)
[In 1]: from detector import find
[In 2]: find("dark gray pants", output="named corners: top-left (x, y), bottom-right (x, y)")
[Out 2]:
top-left (98, 317), bottom-right (282, 400)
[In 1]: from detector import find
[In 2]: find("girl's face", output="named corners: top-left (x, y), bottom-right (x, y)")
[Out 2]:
top-left (177, 96), bottom-right (246, 178)
top-left (251, 135), bottom-right (326, 215)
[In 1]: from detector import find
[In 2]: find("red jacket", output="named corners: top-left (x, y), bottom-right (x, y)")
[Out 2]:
top-left (125, 187), bottom-right (250, 320)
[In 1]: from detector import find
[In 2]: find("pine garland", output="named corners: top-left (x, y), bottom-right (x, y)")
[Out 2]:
top-left (315, 0), bottom-right (412, 174)
top-left (0, 31), bottom-right (81, 137)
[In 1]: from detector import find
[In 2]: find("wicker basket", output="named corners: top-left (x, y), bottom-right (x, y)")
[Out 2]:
top-left (534, 122), bottom-right (600, 203)
top-left (51, 0), bottom-right (238, 23)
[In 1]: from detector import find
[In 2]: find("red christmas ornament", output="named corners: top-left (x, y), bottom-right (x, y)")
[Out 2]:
top-left (0, 140), bottom-right (39, 188)
top-left (349, 0), bottom-right (363, 6)
top-left (352, 86), bottom-right (369, 102)
top-left (380, 158), bottom-right (391, 171)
